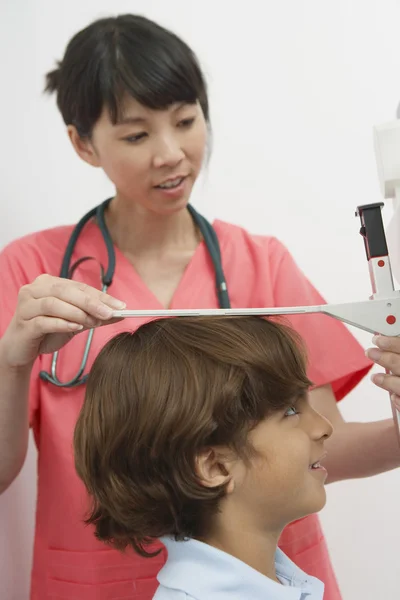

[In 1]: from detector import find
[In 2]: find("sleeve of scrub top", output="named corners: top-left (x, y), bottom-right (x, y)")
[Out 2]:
top-left (266, 236), bottom-right (372, 401)
top-left (0, 240), bottom-right (42, 427)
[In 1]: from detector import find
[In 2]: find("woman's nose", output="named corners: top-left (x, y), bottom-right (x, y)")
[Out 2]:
top-left (153, 134), bottom-right (185, 169)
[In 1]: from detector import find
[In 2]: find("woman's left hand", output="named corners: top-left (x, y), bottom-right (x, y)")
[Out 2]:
top-left (366, 336), bottom-right (400, 410)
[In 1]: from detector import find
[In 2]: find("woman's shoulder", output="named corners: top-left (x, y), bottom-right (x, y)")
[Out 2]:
top-left (213, 219), bottom-right (288, 261)
top-left (0, 224), bottom-right (75, 278)
top-left (1, 224), bottom-right (75, 257)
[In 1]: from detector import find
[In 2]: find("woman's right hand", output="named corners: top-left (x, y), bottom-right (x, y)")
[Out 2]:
top-left (0, 274), bottom-right (126, 369)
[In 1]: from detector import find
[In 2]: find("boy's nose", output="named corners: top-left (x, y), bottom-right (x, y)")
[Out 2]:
top-left (311, 408), bottom-right (334, 441)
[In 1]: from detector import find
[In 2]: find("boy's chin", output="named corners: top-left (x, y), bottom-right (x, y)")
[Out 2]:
top-left (312, 486), bottom-right (327, 512)
top-left (290, 488), bottom-right (327, 523)
top-left (306, 486), bottom-right (327, 515)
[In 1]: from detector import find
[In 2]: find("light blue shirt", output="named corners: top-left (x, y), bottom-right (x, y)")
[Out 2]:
top-left (153, 537), bottom-right (324, 599)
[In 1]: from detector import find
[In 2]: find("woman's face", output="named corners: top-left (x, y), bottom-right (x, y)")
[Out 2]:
top-left (73, 97), bottom-right (208, 216)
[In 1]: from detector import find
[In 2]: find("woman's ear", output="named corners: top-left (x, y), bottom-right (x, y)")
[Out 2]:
top-left (67, 125), bottom-right (101, 167)
top-left (195, 447), bottom-right (237, 495)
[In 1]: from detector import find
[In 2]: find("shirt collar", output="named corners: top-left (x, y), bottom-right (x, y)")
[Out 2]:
top-left (158, 537), bottom-right (324, 600)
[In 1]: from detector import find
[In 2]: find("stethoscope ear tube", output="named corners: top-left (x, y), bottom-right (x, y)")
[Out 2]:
top-left (59, 206), bottom-right (98, 278)
top-left (187, 205), bottom-right (230, 309)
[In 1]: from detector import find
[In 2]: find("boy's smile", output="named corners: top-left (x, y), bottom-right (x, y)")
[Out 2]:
top-left (202, 393), bottom-right (333, 581)
top-left (308, 451), bottom-right (328, 477)
top-left (220, 393), bottom-right (333, 533)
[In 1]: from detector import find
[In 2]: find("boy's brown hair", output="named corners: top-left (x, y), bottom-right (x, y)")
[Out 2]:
top-left (74, 316), bottom-right (311, 557)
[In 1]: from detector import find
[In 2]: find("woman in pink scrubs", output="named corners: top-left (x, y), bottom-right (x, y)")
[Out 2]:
top-left (0, 14), bottom-right (398, 600)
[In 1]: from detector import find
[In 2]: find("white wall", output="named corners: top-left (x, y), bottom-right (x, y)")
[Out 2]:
top-left (1, 1), bottom-right (400, 598)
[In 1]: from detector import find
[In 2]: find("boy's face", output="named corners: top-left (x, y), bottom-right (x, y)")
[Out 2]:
top-left (228, 393), bottom-right (333, 531)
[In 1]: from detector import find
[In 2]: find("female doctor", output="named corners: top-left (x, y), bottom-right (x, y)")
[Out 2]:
top-left (0, 13), bottom-right (398, 600)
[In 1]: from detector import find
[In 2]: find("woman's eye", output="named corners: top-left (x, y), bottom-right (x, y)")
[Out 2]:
top-left (124, 132), bottom-right (147, 143)
top-left (284, 406), bottom-right (299, 417)
top-left (178, 117), bottom-right (196, 128)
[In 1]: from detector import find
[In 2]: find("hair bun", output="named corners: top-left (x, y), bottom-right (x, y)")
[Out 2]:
top-left (44, 62), bottom-right (62, 93)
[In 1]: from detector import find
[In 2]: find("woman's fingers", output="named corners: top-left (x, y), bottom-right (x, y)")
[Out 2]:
top-left (371, 371), bottom-right (400, 395)
top-left (30, 315), bottom-right (85, 336)
top-left (366, 335), bottom-right (400, 376)
top-left (28, 315), bottom-right (123, 337)
top-left (21, 275), bottom-right (126, 323)
top-left (1, 275), bottom-right (126, 368)
top-left (367, 335), bottom-right (400, 400)
top-left (21, 296), bottom-right (100, 329)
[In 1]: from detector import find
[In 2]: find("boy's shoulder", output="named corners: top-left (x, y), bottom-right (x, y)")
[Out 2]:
top-left (153, 586), bottom-right (190, 599)
top-left (156, 538), bottom-right (324, 599)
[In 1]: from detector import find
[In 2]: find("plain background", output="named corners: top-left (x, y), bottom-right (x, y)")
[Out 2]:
top-left (1, 1), bottom-right (400, 598)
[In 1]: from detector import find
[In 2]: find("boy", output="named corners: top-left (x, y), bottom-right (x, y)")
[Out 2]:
top-left (74, 316), bottom-right (332, 599)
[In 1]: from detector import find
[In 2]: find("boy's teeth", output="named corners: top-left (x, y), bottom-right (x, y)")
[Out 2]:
top-left (311, 462), bottom-right (321, 469)
top-left (158, 177), bottom-right (183, 189)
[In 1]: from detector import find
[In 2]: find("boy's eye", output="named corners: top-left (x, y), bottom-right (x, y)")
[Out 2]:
top-left (178, 117), bottom-right (196, 128)
top-left (284, 406), bottom-right (299, 417)
top-left (124, 132), bottom-right (147, 143)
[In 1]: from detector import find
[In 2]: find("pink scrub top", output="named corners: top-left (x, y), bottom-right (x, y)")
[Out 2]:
top-left (0, 216), bottom-right (372, 600)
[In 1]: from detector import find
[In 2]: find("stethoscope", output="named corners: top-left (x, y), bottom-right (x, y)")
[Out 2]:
top-left (39, 198), bottom-right (231, 388)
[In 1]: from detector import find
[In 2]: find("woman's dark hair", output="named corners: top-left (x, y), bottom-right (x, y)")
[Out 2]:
top-left (74, 316), bottom-right (311, 558)
top-left (45, 14), bottom-right (209, 137)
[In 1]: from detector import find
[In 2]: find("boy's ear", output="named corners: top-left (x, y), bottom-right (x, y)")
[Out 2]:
top-left (67, 125), bottom-right (101, 167)
top-left (195, 447), bottom-right (237, 494)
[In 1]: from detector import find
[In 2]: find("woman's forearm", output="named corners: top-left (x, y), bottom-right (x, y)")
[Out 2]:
top-left (310, 384), bottom-right (400, 483)
top-left (0, 341), bottom-right (31, 494)
top-left (325, 418), bottom-right (400, 483)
